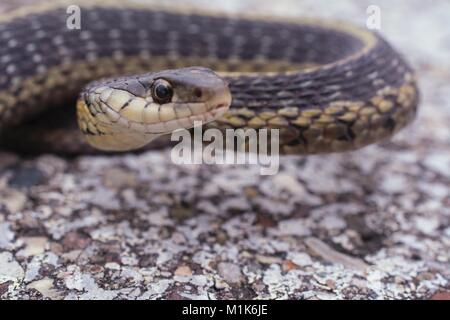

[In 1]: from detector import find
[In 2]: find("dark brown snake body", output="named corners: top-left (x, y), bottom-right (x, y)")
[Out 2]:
top-left (0, 1), bottom-right (419, 154)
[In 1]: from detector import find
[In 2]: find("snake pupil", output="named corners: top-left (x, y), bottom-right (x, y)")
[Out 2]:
top-left (152, 79), bottom-right (173, 104)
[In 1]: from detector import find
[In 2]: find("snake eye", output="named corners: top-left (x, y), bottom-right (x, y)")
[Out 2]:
top-left (151, 79), bottom-right (173, 104)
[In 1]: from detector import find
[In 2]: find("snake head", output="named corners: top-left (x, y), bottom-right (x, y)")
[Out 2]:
top-left (77, 67), bottom-right (231, 151)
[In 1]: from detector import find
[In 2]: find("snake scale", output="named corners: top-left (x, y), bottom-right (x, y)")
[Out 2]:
top-left (0, 0), bottom-right (419, 154)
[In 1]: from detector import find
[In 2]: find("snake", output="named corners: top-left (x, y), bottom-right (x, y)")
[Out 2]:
top-left (0, 0), bottom-right (419, 155)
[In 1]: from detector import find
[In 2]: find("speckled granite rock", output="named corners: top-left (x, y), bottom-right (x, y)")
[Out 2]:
top-left (0, 0), bottom-right (449, 300)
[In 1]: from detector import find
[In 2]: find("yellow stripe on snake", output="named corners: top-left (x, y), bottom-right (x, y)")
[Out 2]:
top-left (0, 0), bottom-right (419, 154)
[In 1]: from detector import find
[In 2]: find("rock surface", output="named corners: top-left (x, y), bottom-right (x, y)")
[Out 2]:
top-left (0, 0), bottom-right (449, 299)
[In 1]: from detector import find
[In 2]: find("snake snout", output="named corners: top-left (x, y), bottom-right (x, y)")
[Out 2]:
top-left (203, 83), bottom-right (232, 120)
top-left (150, 66), bottom-right (231, 130)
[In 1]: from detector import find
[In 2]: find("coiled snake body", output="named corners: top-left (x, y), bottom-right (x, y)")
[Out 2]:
top-left (0, 1), bottom-right (419, 154)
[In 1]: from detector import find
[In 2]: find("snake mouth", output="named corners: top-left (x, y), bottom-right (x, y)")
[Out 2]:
top-left (144, 103), bottom-right (229, 134)
top-left (81, 77), bottom-right (231, 135)
top-left (144, 86), bottom-right (231, 134)
top-left (77, 67), bottom-right (232, 151)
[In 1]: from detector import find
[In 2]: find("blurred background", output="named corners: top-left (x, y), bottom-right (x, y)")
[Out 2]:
top-left (0, 0), bottom-right (448, 300)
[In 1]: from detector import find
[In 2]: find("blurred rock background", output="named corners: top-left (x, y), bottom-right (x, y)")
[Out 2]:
top-left (0, 0), bottom-right (449, 299)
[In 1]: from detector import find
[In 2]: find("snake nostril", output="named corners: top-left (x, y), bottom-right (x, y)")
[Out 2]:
top-left (194, 88), bottom-right (202, 98)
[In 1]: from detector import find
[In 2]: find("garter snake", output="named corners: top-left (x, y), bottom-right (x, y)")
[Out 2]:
top-left (0, 0), bottom-right (419, 154)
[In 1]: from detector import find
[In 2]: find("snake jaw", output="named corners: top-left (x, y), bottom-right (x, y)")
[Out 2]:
top-left (77, 67), bottom-right (231, 151)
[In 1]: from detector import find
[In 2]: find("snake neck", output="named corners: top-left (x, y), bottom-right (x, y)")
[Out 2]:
top-left (0, 2), bottom-right (418, 154)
